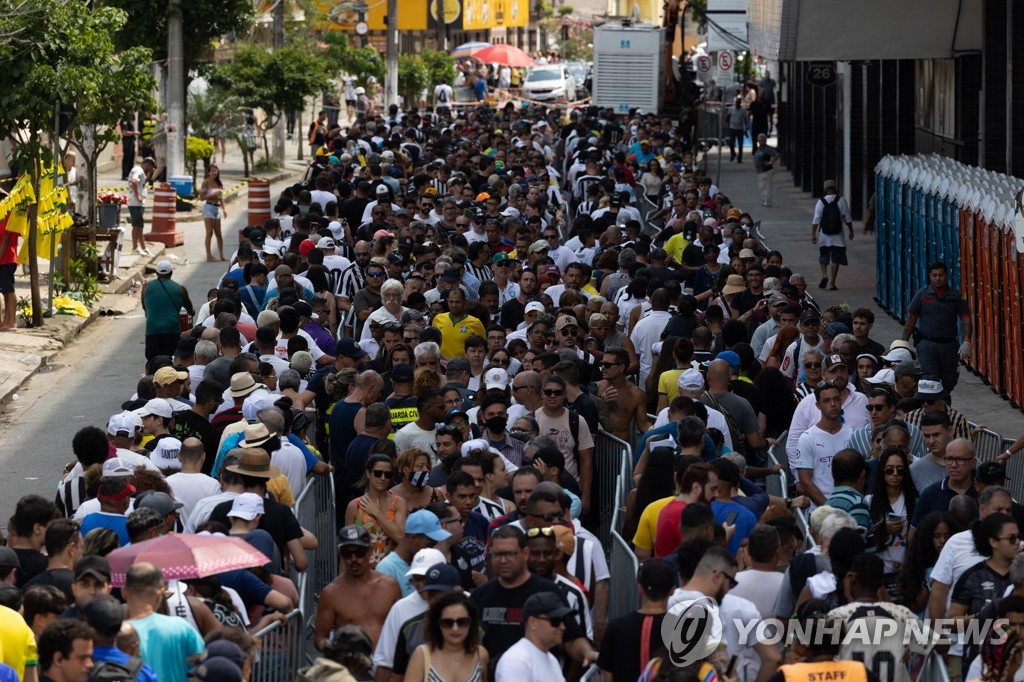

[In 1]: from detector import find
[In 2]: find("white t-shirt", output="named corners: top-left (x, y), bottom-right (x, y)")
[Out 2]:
top-left (372, 591), bottom-right (429, 669)
top-left (185, 491), bottom-right (240, 533)
top-left (127, 165), bottom-right (147, 207)
top-left (864, 493), bottom-right (908, 574)
top-left (813, 194), bottom-right (853, 247)
top-left (272, 442), bottom-right (308, 499)
top-left (275, 329), bottom-right (325, 361)
top-left (653, 405), bottom-right (733, 450)
top-left (731, 569), bottom-right (785, 620)
top-left (930, 529), bottom-right (984, 655)
top-left (434, 84), bottom-right (453, 108)
top-left (495, 638), bottom-right (565, 682)
top-left (165, 472), bottom-right (222, 522)
top-left (394, 422), bottom-right (438, 463)
top-left (795, 423), bottom-right (855, 504)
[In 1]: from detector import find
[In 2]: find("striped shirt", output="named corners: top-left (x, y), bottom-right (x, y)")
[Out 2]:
top-left (902, 406), bottom-right (972, 441)
top-left (56, 472), bottom-right (87, 518)
top-left (846, 422), bottom-right (927, 460)
top-left (826, 486), bottom-right (874, 546)
top-left (465, 262), bottom-right (493, 283)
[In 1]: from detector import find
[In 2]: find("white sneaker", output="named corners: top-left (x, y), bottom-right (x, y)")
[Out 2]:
top-left (132, 248), bottom-right (143, 255)
top-left (141, 248), bottom-right (152, 257)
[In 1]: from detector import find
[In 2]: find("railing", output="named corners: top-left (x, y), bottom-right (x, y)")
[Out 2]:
top-left (250, 608), bottom-right (304, 682)
top-left (970, 423), bottom-right (1024, 502)
top-left (608, 530), bottom-right (639, 622)
top-left (292, 471), bottom-right (338, 662)
top-left (594, 430), bottom-right (632, 551)
top-left (914, 650), bottom-right (950, 682)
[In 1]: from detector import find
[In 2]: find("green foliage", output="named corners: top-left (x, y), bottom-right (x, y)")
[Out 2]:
top-left (558, 5), bottom-right (574, 15)
top-left (254, 156), bottom-right (280, 171)
top-left (736, 52), bottom-right (756, 82)
top-left (398, 55), bottom-right (429, 107)
top-left (185, 136), bottom-right (215, 186)
top-left (188, 86), bottom-right (242, 140)
top-left (686, 0), bottom-right (708, 30)
top-left (97, 0), bottom-right (254, 74)
top-left (65, 241), bottom-right (101, 307)
top-left (422, 49), bottom-right (457, 88)
top-left (338, 46), bottom-right (386, 89)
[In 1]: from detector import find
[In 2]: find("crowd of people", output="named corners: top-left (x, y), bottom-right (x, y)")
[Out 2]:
top-left (2, 94), bottom-right (1012, 682)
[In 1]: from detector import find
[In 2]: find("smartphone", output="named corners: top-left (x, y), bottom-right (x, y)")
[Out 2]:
top-left (725, 655), bottom-right (738, 677)
top-left (887, 513), bottom-right (902, 521)
top-left (724, 511), bottom-right (739, 525)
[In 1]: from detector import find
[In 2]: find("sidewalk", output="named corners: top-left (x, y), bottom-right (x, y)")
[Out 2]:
top-left (0, 143), bottom-right (307, 404)
top-left (706, 141), bottom-right (1024, 440)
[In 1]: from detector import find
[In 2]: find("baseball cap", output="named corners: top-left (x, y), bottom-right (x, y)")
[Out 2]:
top-left (523, 591), bottom-right (575, 620)
top-left (298, 239), bottom-right (316, 256)
top-left (136, 491), bottom-right (184, 517)
top-left (528, 240), bottom-right (549, 254)
top-left (83, 595), bottom-right (123, 637)
top-left (107, 411), bottom-right (137, 437)
top-left (190, 658), bottom-right (242, 682)
top-left (203, 641), bottom-right (247, 671)
top-left (544, 264), bottom-right (561, 277)
top-left (0, 547), bottom-right (20, 570)
top-left (914, 378), bottom-right (947, 402)
top-left (491, 252), bottom-right (510, 265)
top-left (137, 398), bottom-right (173, 419)
top-left (716, 350), bottom-right (740, 371)
top-left (375, 184), bottom-right (390, 195)
top-left (882, 347), bottom-right (914, 364)
top-left (98, 476), bottom-right (135, 502)
top-left (555, 315), bottom-right (578, 332)
top-left (524, 301), bottom-right (546, 315)
top-left (227, 492), bottom-right (265, 521)
top-left (977, 461), bottom-right (1009, 484)
top-left (738, 248), bottom-right (756, 260)
top-left (446, 357), bottom-right (470, 372)
top-left (484, 367), bottom-right (509, 390)
top-left (865, 368), bottom-right (896, 385)
top-left (387, 252), bottom-right (406, 265)
top-left (726, 207), bottom-right (742, 220)
top-left (405, 548), bottom-right (447, 577)
top-left (155, 260), bottom-right (173, 275)
top-left (405, 510), bottom-right (451, 542)
top-left (175, 337), bottom-right (198, 360)
top-left (800, 309), bottom-right (821, 324)
top-left (421, 563), bottom-right (462, 592)
top-left (894, 360), bottom-right (925, 377)
top-left (767, 292), bottom-right (789, 307)
top-left (101, 457), bottom-right (135, 477)
top-left (338, 525), bottom-right (371, 549)
top-left (822, 354), bottom-right (846, 371)
top-left (150, 437), bottom-right (183, 470)
top-left (316, 236), bottom-right (336, 249)
top-left (678, 368), bottom-right (705, 391)
top-left (445, 408), bottom-right (468, 424)
top-left (336, 337), bottom-right (369, 360)
top-left (391, 363), bottom-right (415, 383)
top-left (552, 525), bottom-right (575, 556)
top-left (442, 267), bottom-right (462, 282)
top-left (75, 555), bottom-right (111, 584)
top-left (823, 322), bottom-right (851, 339)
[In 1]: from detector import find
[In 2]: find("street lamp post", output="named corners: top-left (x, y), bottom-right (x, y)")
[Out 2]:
top-left (166, 0), bottom-right (184, 178)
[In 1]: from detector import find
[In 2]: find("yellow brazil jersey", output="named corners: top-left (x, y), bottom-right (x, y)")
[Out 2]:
top-left (432, 313), bottom-right (486, 359)
top-left (0, 605), bottom-right (36, 679)
top-left (665, 232), bottom-right (689, 264)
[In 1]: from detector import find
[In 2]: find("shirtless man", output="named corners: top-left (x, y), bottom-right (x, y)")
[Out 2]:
top-left (597, 347), bottom-right (650, 442)
top-left (314, 525), bottom-right (401, 650)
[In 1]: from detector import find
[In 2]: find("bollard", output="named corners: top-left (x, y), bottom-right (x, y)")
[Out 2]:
top-left (246, 179), bottom-right (271, 241)
top-left (144, 183), bottom-right (184, 247)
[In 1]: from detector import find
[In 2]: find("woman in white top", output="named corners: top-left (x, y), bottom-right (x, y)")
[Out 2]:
top-left (475, 451), bottom-right (515, 520)
top-left (405, 591), bottom-right (487, 682)
top-left (866, 446), bottom-right (918, 584)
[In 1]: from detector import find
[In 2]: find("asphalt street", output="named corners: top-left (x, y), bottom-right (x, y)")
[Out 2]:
top-left (0, 178), bottom-right (296, 505)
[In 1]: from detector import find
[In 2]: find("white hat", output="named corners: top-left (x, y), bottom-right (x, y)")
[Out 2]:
top-left (262, 238), bottom-right (285, 257)
top-left (150, 437), bottom-right (183, 471)
top-left (107, 412), bottom-right (137, 437)
top-left (102, 457), bottom-right (135, 477)
top-left (227, 492), bottom-right (265, 521)
top-left (678, 368), bottom-right (706, 391)
top-left (381, 150), bottom-right (395, 160)
top-left (375, 184), bottom-right (390, 195)
top-left (405, 548), bottom-right (446, 577)
top-left (355, 86), bottom-right (366, 94)
top-left (460, 439), bottom-right (491, 457)
top-left (881, 347), bottom-right (913, 364)
top-left (887, 340), bottom-right (917, 358)
top-left (865, 368), bottom-right (896, 385)
top-left (137, 398), bottom-right (173, 419)
top-left (484, 367), bottom-right (509, 391)
top-left (316, 236), bottom-right (336, 250)
top-left (155, 260), bottom-right (173, 275)
top-left (915, 379), bottom-right (946, 401)
top-left (525, 301), bottom-right (545, 315)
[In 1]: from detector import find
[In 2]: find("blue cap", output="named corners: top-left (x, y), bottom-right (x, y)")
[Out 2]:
top-left (336, 337), bottom-right (368, 360)
top-left (716, 350), bottom-right (741, 371)
top-left (405, 510), bottom-right (451, 542)
top-left (823, 322), bottom-right (851, 338)
top-left (421, 563), bottom-right (462, 591)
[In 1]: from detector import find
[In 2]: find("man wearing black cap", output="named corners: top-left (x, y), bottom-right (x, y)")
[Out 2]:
top-left (385, 363), bottom-right (419, 432)
top-left (315, 525), bottom-right (401, 651)
top-left (597, 558), bottom-right (674, 682)
top-left (494, 591), bottom-right (578, 682)
top-left (84, 595), bottom-right (155, 681)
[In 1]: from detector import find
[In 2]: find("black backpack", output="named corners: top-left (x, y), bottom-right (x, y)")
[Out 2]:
top-left (819, 197), bottom-right (843, 235)
top-left (90, 657), bottom-right (144, 682)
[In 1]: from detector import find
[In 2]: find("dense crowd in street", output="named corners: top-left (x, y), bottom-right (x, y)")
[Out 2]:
top-left (0, 78), bottom-right (1017, 682)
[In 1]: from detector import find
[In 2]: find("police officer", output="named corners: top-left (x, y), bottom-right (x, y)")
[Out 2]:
top-left (901, 262), bottom-right (971, 396)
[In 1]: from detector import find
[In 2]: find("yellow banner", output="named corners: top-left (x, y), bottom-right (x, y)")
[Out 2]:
top-left (317, 0), bottom-right (428, 31)
top-left (460, 0), bottom-right (528, 30)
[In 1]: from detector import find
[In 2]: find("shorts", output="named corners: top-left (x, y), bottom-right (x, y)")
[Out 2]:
top-left (128, 205), bottom-right (145, 229)
top-left (819, 245), bottom-right (848, 266)
top-left (0, 263), bottom-right (14, 293)
top-left (201, 202), bottom-right (221, 220)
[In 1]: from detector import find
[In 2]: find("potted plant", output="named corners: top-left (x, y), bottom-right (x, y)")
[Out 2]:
top-left (97, 192), bottom-right (126, 228)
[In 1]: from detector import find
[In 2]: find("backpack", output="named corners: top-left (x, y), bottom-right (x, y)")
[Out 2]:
top-left (90, 657), bottom-right (144, 682)
top-left (819, 197), bottom-right (843, 235)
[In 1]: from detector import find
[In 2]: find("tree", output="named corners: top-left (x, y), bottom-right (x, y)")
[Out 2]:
top-left (398, 55), bottom-right (429, 109)
top-left (337, 46), bottom-right (386, 90)
top-left (422, 49), bottom-right (456, 89)
top-left (0, 0), bottom-right (154, 327)
top-left (210, 43), bottom-right (330, 162)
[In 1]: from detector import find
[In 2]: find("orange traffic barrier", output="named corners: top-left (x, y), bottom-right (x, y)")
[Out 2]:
top-left (144, 183), bottom-right (184, 247)
top-left (247, 180), bottom-right (271, 239)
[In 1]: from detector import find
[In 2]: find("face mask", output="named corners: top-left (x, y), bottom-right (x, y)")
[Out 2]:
top-left (485, 416), bottom-right (508, 434)
top-left (298, 205), bottom-right (310, 214)
top-left (409, 471), bottom-right (430, 489)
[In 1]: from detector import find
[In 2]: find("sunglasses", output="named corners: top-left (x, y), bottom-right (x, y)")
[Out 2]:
top-left (538, 616), bottom-right (567, 628)
top-left (340, 546), bottom-right (369, 559)
top-left (439, 617), bottom-right (472, 629)
top-left (1001, 534), bottom-right (1023, 544)
top-left (437, 425), bottom-right (462, 436)
top-left (543, 389), bottom-right (564, 397)
top-left (600, 361), bottom-right (623, 368)
top-left (366, 272), bottom-right (384, 278)
top-left (491, 358), bottom-right (510, 366)
top-left (528, 511), bottom-right (562, 523)
top-left (866, 404), bottom-right (888, 412)
top-left (884, 466), bottom-right (906, 475)
top-left (527, 526), bottom-right (556, 538)
top-left (804, 362), bottom-right (822, 369)
top-left (370, 469), bottom-right (392, 479)
top-left (560, 328), bottom-right (577, 336)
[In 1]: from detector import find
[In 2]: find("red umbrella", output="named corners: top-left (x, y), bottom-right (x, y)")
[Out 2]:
top-left (106, 534), bottom-right (270, 586)
top-left (472, 44), bottom-right (534, 68)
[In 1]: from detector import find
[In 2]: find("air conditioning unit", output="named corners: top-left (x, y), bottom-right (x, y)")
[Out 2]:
top-left (592, 21), bottom-right (665, 114)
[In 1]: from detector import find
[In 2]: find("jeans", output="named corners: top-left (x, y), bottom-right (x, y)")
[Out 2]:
top-left (917, 338), bottom-right (960, 394)
top-left (728, 128), bottom-right (744, 160)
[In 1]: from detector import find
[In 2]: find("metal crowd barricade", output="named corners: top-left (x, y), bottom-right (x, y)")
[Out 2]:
top-left (608, 530), bottom-right (639, 621)
top-left (594, 430), bottom-right (632, 550)
top-left (914, 650), bottom-right (951, 682)
top-left (250, 608), bottom-right (304, 682)
top-left (971, 424), bottom-right (1024, 502)
top-left (292, 472), bottom-right (338, 653)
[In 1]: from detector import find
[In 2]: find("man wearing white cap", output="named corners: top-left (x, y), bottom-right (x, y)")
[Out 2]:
top-left (902, 378), bottom-right (973, 441)
top-left (105, 412), bottom-right (161, 470)
top-left (318, 236), bottom-right (351, 278)
top-left (150, 437), bottom-right (183, 472)
top-left (136, 398), bottom-right (176, 448)
top-left (506, 300), bottom-right (545, 344)
top-left (141, 260), bottom-right (194, 362)
top-left (359, 184), bottom-right (402, 226)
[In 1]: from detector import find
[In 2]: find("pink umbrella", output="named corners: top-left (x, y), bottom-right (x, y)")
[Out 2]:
top-left (106, 534), bottom-right (270, 586)
top-left (472, 44), bottom-right (534, 68)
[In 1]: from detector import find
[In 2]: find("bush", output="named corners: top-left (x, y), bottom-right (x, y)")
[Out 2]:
top-left (185, 136), bottom-right (215, 188)
top-left (398, 55), bottom-right (430, 107)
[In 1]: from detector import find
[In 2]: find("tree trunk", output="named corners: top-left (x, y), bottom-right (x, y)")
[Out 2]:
top-left (27, 161), bottom-right (42, 327)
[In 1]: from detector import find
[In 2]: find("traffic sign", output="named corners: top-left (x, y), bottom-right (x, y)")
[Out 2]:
top-left (806, 61), bottom-right (837, 87)
top-left (355, 21), bottom-right (368, 35)
top-left (717, 51), bottom-right (734, 72)
top-left (696, 55), bottom-right (712, 74)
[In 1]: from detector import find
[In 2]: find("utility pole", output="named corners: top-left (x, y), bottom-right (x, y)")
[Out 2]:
top-left (166, 0), bottom-right (184, 178)
top-left (272, 0), bottom-right (286, 164)
top-left (385, 0), bottom-right (398, 108)
top-left (436, 0), bottom-right (447, 51)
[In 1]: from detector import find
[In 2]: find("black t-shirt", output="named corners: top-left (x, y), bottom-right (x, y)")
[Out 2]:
top-left (470, 574), bottom-right (583, 662)
top-left (342, 196), bottom-right (370, 228)
top-left (172, 410), bottom-right (221, 474)
top-left (500, 298), bottom-right (526, 331)
top-left (307, 365), bottom-right (337, 418)
top-left (210, 495), bottom-right (303, 555)
top-left (451, 537), bottom-right (486, 590)
top-left (25, 567), bottom-right (75, 603)
top-left (637, 266), bottom-right (680, 286)
top-left (729, 380), bottom-right (766, 419)
top-left (663, 312), bottom-right (698, 340)
top-left (730, 289), bottom-right (764, 317)
top-left (12, 548), bottom-right (48, 589)
top-left (596, 611), bottom-right (667, 682)
top-left (857, 338), bottom-right (886, 357)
